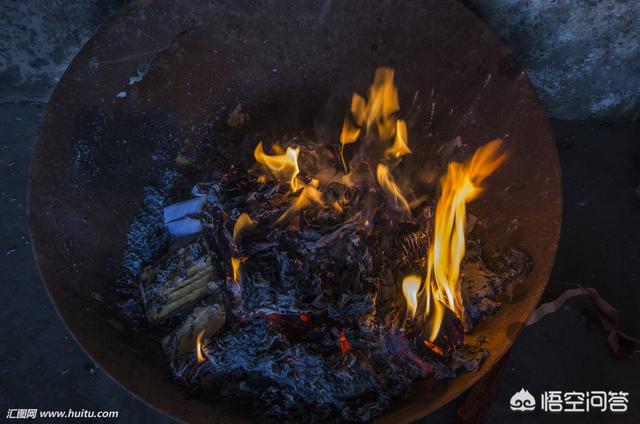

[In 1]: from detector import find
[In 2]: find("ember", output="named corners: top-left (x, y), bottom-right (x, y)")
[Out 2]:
top-left (339, 331), bottom-right (351, 353)
top-left (119, 67), bottom-right (532, 421)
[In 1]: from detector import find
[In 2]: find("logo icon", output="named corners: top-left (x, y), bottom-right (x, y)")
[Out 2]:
top-left (510, 388), bottom-right (536, 411)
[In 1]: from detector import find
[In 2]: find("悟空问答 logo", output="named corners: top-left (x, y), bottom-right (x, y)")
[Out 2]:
top-left (510, 388), bottom-right (536, 411)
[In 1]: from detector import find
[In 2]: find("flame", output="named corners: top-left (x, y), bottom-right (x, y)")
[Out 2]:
top-left (196, 330), bottom-right (206, 362)
top-left (351, 68), bottom-right (399, 137)
top-left (231, 257), bottom-right (241, 283)
top-left (233, 213), bottom-right (256, 242)
top-left (385, 119), bottom-right (411, 159)
top-left (425, 285), bottom-right (445, 342)
top-left (423, 339), bottom-right (444, 356)
top-left (339, 331), bottom-right (351, 353)
top-left (402, 275), bottom-right (421, 318)
top-left (376, 164), bottom-right (410, 213)
top-left (340, 113), bottom-right (361, 146)
top-left (254, 141), bottom-right (301, 192)
top-left (338, 68), bottom-right (405, 172)
top-left (277, 180), bottom-right (324, 223)
top-left (338, 115), bottom-right (361, 172)
top-left (422, 139), bottom-right (507, 340)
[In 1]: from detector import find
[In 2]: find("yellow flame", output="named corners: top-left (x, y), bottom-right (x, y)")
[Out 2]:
top-left (254, 141), bottom-right (301, 192)
top-left (338, 68), bottom-right (405, 172)
top-left (339, 115), bottom-right (361, 173)
top-left (340, 114), bottom-right (361, 146)
top-left (277, 181), bottom-right (324, 223)
top-left (231, 257), bottom-right (241, 283)
top-left (402, 275), bottom-right (421, 318)
top-left (385, 119), bottom-right (411, 159)
top-left (196, 330), bottom-right (206, 362)
top-left (351, 68), bottom-right (399, 136)
top-left (423, 139), bottom-right (507, 339)
top-left (427, 288), bottom-right (444, 342)
top-left (376, 164), bottom-right (410, 213)
top-left (233, 213), bottom-right (256, 242)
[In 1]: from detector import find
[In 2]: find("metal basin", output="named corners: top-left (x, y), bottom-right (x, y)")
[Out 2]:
top-left (29, 0), bottom-right (561, 422)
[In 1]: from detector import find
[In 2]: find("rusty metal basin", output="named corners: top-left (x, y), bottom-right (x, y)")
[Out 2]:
top-left (29, 0), bottom-right (561, 422)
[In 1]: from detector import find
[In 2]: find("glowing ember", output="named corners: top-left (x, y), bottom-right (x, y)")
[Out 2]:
top-left (423, 339), bottom-right (444, 357)
top-left (339, 331), bottom-right (351, 353)
top-left (196, 330), bottom-right (206, 362)
top-left (254, 141), bottom-right (301, 192)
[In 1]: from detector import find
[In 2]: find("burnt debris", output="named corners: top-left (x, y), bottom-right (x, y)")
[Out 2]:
top-left (117, 137), bottom-right (531, 422)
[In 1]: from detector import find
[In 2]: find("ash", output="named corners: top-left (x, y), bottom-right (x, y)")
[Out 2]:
top-left (119, 141), bottom-right (531, 422)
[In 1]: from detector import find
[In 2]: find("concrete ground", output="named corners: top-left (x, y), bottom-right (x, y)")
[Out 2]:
top-left (1, 103), bottom-right (638, 422)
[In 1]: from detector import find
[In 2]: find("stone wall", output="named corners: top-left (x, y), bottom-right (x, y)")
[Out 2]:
top-left (463, 0), bottom-right (640, 120)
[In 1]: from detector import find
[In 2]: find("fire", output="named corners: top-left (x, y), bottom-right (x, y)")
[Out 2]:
top-left (254, 141), bottom-right (301, 192)
top-left (249, 69), bottom-right (507, 347)
top-left (231, 257), bottom-right (241, 283)
top-left (338, 67), bottom-right (404, 172)
top-left (196, 330), bottom-right (206, 362)
top-left (424, 276), bottom-right (445, 342)
top-left (230, 214), bottom-right (255, 283)
top-left (339, 331), bottom-right (351, 353)
top-left (385, 119), bottom-right (411, 159)
top-left (428, 140), bottom-right (507, 313)
top-left (423, 339), bottom-right (444, 357)
top-left (233, 213), bottom-right (256, 241)
top-left (277, 180), bottom-right (324, 223)
top-left (351, 68), bottom-right (399, 138)
top-left (339, 114), bottom-right (361, 172)
top-left (376, 164), bottom-right (410, 213)
top-left (422, 139), bottom-right (507, 340)
top-left (402, 275), bottom-right (421, 317)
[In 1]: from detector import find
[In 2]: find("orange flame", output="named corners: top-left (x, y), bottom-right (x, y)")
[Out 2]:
top-left (231, 256), bottom-right (246, 283)
top-left (385, 119), bottom-right (411, 159)
top-left (231, 257), bottom-right (241, 283)
top-left (254, 141), bottom-right (301, 192)
top-left (231, 213), bottom-right (255, 283)
top-left (422, 139), bottom-right (507, 340)
top-left (339, 331), bottom-right (351, 353)
top-left (376, 164), bottom-right (410, 213)
top-left (277, 180), bottom-right (324, 223)
top-left (196, 330), bottom-right (206, 362)
top-left (423, 339), bottom-right (444, 356)
top-left (338, 68), bottom-right (406, 172)
top-left (233, 213), bottom-right (256, 242)
top-left (351, 68), bottom-right (399, 138)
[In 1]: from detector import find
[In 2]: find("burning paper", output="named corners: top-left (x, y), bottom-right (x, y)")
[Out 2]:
top-left (120, 67), bottom-right (531, 422)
